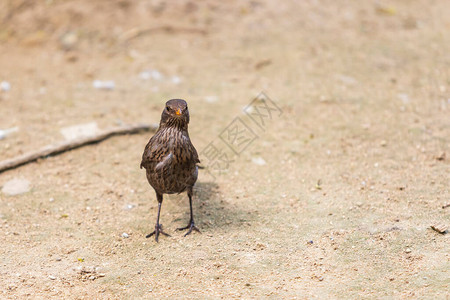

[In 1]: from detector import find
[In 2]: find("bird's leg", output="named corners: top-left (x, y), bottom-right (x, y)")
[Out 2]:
top-left (177, 187), bottom-right (201, 236)
top-left (146, 192), bottom-right (170, 242)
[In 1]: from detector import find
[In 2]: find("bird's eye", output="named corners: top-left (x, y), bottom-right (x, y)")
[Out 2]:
top-left (166, 106), bottom-right (171, 111)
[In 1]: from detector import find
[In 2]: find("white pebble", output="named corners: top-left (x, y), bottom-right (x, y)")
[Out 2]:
top-left (123, 204), bottom-right (136, 210)
top-left (171, 76), bottom-right (182, 84)
top-left (397, 93), bottom-right (410, 104)
top-left (336, 74), bottom-right (358, 85)
top-left (139, 71), bottom-right (151, 80)
top-left (122, 232), bottom-right (129, 238)
top-left (49, 275), bottom-right (57, 280)
top-left (60, 122), bottom-right (99, 140)
top-left (92, 80), bottom-right (115, 90)
top-left (252, 157), bottom-right (266, 166)
top-left (2, 178), bottom-right (31, 196)
top-left (204, 96), bottom-right (218, 103)
top-left (0, 127), bottom-right (18, 140)
top-left (0, 81), bottom-right (11, 91)
top-left (245, 105), bottom-right (254, 113)
top-left (139, 70), bottom-right (163, 81)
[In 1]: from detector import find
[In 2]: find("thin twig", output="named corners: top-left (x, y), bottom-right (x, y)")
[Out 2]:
top-left (119, 25), bottom-right (207, 42)
top-left (0, 123), bottom-right (158, 173)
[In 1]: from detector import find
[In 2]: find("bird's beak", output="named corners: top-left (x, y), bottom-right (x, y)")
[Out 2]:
top-left (175, 108), bottom-right (182, 115)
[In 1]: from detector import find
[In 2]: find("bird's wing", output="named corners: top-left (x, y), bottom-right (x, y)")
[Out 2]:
top-left (181, 135), bottom-right (200, 164)
top-left (155, 153), bottom-right (173, 171)
top-left (140, 136), bottom-right (165, 169)
top-left (186, 138), bottom-right (200, 164)
top-left (192, 145), bottom-right (200, 164)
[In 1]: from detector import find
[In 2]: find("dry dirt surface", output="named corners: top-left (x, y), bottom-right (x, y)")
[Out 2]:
top-left (0, 0), bottom-right (449, 298)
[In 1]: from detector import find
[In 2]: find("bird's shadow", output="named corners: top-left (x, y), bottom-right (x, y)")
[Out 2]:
top-left (169, 181), bottom-right (250, 232)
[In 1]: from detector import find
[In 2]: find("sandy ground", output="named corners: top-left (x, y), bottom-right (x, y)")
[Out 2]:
top-left (0, 0), bottom-right (449, 298)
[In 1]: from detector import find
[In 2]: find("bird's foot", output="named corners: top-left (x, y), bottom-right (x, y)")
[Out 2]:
top-left (176, 221), bottom-right (201, 237)
top-left (146, 224), bottom-right (170, 242)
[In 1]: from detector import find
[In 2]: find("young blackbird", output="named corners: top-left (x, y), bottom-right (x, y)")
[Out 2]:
top-left (140, 99), bottom-right (201, 242)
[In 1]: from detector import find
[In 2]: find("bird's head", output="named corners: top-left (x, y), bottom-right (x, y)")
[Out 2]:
top-left (160, 99), bottom-right (190, 129)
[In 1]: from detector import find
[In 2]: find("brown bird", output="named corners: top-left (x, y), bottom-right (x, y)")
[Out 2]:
top-left (140, 99), bottom-right (201, 242)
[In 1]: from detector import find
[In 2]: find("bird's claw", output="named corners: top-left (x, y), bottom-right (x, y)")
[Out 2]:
top-left (176, 221), bottom-right (201, 237)
top-left (146, 224), bottom-right (170, 242)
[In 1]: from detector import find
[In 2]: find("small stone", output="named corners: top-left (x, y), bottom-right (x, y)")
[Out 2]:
top-left (123, 204), bottom-right (136, 210)
top-left (92, 80), bottom-right (115, 90)
top-left (204, 96), bottom-right (218, 103)
top-left (254, 243), bottom-right (266, 250)
top-left (122, 232), bottom-right (129, 238)
top-left (0, 81), bottom-right (11, 92)
top-left (0, 127), bottom-right (19, 140)
top-left (2, 178), bottom-right (31, 196)
top-left (59, 31), bottom-right (78, 50)
top-left (55, 257), bottom-right (62, 261)
top-left (380, 140), bottom-right (387, 147)
top-left (60, 122), bottom-right (99, 140)
top-left (397, 93), bottom-right (410, 104)
top-left (336, 74), bottom-right (357, 86)
top-left (405, 248), bottom-right (411, 253)
top-left (171, 76), bottom-right (182, 85)
top-left (436, 152), bottom-right (446, 161)
top-left (252, 157), bottom-right (266, 166)
top-left (431, 224), bottom-right (447, 234)
top-left (88, 275), bottom-right (96, 280)
top-left (139, 70), bottom-right (163, 81)
top-left (49, 275), bottom-right (57, 280)
top-left (65, 53), bottom-right (78, 62)
top-left (254, 59), bottom-right (272, 69)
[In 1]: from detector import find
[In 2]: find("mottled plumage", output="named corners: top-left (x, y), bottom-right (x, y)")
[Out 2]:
top-left (141, 99), bottom-right (200, 241)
